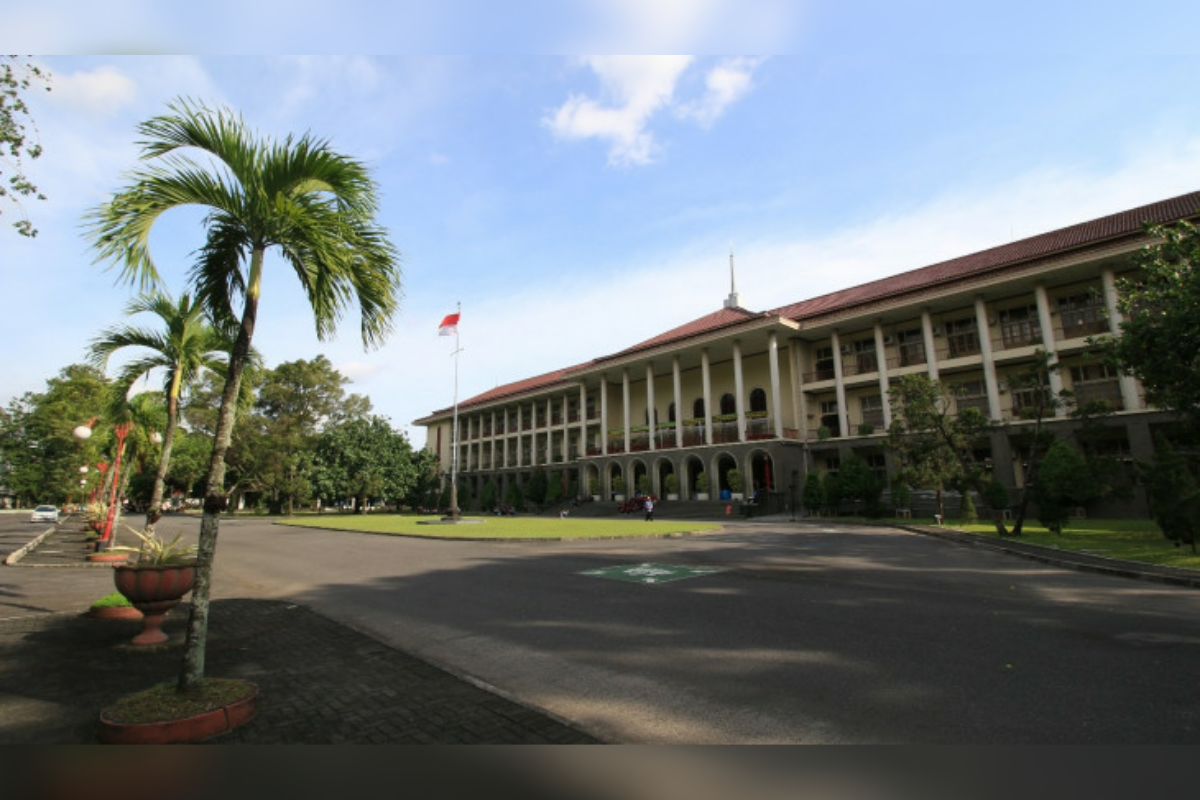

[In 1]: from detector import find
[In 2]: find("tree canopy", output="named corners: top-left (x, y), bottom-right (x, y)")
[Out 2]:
top-left (1, 57), bottom-right (50, 237)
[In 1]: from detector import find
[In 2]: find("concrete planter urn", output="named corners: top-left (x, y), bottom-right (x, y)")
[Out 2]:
top-left (113, 563), bottom-right (196, 646)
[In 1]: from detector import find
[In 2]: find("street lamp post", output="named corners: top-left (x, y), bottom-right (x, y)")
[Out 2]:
top-left (74, 419), bottom-right (134, 550)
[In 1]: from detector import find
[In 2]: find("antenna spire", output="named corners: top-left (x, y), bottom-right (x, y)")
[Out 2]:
top-left (724, 242), bottom-right (742, 309)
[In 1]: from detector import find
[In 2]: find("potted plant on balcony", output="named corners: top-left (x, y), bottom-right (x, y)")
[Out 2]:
top-left (727, 469), bottom-right (745, 501)
top-left (695, 472), bottom-right (710, 501)
top-left (664, 473), bottom-right (679, 501)
top-left (112, 527), bottom-right (198, 647)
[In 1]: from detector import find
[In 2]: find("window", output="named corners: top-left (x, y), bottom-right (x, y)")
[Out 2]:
top-left (693, 398), bottom-right (705, 419)
top-left (719, 393), bottom-right (736, 415)
top-left (668, 402), bottom-right (676, 422)
top-left (813, 346), bottom-right (835, 381)
top-left (819, 399), bottom-right (840, 437)
top-left (999, 305), bottom-right (1041, 349)
top-left (1058, 291), bottom-right (1109, 338)
top-left (853, 339), bottom-right (878, 374)
top-left (952, 380), bottom-right (989, 415)
top-left (859, 395), bottom-right (885, 428)
top-left (1070, 363), bottom-right (1124, 410)
top-left (945, 317), bottom-right (980, 358)
top-left (896, 329), bottom-right (926, 366)
top-left (749, 388), bottom-right (767, 413)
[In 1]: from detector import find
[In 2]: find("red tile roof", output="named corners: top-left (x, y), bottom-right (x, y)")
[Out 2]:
top-left (418, 190), bottom-right (1200, 422)
top-left (769, 190), bottom-right (1200, 322)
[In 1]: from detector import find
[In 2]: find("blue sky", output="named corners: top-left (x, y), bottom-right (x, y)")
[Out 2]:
top-left (3, 5), bottom-right (1200, 443)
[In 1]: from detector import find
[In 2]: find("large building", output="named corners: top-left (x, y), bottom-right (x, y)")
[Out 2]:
top-left (415, 191), bottom-right (1200, 516)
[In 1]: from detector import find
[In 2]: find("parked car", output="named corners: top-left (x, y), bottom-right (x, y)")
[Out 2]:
top-left (30, 505), bottom-right (59, 524)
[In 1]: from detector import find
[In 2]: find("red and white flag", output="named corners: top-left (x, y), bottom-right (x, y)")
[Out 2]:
top-left (438, 312), bottom-right (460, 336)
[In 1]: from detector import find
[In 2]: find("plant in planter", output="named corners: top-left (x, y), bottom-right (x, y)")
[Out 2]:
top-left (636, 474), bottom-right (651, 496)
top-left (664, 473), bottom-right (679, 501)
top-left (588, 475), bottom-right (600, 501)
top-left (695, 471), bottom-right (710, 500)
top-left (727, 469), bottom-right (745, 501)
top-left (612, 475), bottom-right (626, 501)
top-left (112, 527), bottom-right (199, 646)
top-left (89, 591), bottom-right (143, 620)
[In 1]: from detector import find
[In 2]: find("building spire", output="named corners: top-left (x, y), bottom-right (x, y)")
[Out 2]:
top-left (724, 243), bottom-right (742, 309)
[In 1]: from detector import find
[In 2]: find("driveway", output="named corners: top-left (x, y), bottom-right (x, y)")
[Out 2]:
top-left (179, 515), bottom-right (1200, 744)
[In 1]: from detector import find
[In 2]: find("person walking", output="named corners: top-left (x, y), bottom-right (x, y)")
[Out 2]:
top-left (644, 496), bottom-right (655, 521)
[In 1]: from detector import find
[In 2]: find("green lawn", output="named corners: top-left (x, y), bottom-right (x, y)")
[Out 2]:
top-left (277, 514), bottom-right (722, 540)
top-left (887, 516), bottom-right (1200, 571)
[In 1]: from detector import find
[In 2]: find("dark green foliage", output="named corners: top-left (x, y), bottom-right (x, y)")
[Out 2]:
top-left (1034, 439), bottom-right (1096, 534)
top-left (960, 491), bottom-right (978, 523)
top-left (544, 472), bottom-right (563, 506)
top-left (1143, 434), bottom-right (1200, 553)
top-left (838, 455), bottom-right (882, 514)
top-left (505, 481), bottom-right (525, 512)
top-left (802, 472), bottom-right (825, 515)
top-left (890, 481), bottom-right (912, 511)
top-left (822, 472), bottom-right (842, 514)
top-left (984, 479), bottom-right (1010, 514)
top-left (525, 467), bottom-right (548, 509)
top-left (480, 480), bottom-right (497, 511)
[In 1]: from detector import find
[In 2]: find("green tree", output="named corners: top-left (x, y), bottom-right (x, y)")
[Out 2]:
top-left (88, 291), bottom-right (235, 533)
top-left (1034, 439), bottom-right (1095, 534)
top-left (525, 467), bottom-right (549, 509)
top-left (1109, 219), bottom-right (1200, 432)
top-left (838, 454), bottom-right (882, 515)
top-left (887, 373), bottom-right (996, 529)
top-left (0, 364), bottom-right (111, 506)
top-left (1, 57), bottom-right (50, 237)
top-left (802, 472), bottom-right (825, 516)
top-left (254, 356), bottom-right (369, 514)
top-left (86, 99), bottom-right (401, 693)
top-left (1142, 433), bottom-right (1200, 553)
top-left (311, 416), bottom-right (425, 513)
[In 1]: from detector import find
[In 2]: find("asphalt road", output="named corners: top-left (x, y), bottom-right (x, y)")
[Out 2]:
top-left (106, 513), bottom-right (1200, 745)
top-left (6, 510), bottom-right (1199, 743)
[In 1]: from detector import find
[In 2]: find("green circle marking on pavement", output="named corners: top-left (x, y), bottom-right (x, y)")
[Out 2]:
top-left (579, 562), bottom-right (727, 585)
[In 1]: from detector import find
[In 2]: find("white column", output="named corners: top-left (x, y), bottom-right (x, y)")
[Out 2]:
top-left (831, 330), bottom-right (849, 438)
top-left (791, 338), bottom-right (808, 439)
top-left (873, 322), bottom-right (890, 431)
top-left (974, 296), bottom-right (1003, 421)
top-left (1102, 268), bottom-right (1142, 411)
top-left (768, 332), bottom-right (784, 439)
top-left (622, 368), bottom-right (632, 454)
top-left (733, 340), bottom-right (746, 442)
top-left (645, 363), bottom-right (657, 450)
top-left (701, 348), bottom-right (713, 446)
top-left (545, 398), bottom-right (553, 464)
top-left (579, 384), bottom-right (588, 457)
top-left (921, 308), bottom-right (939, 380)
top-left (561, 395), bottom-right (569, 462)
top-left (1035, 283), bottom-right (1065, 414)
top-left (600, 376), bottom-right (609, 456)
top-left (672, 356), bottom-right (684, 448)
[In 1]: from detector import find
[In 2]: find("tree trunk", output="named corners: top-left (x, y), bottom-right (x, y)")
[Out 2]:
top-left (179, 250), bottom-right (262, 694)
top-left (144, 388), bottom-right (180, 536)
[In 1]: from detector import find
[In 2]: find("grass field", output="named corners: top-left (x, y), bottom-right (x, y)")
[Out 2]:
top-left (278, 514), bottom-right (723, 540)
top-left (886, 516), bottom-right (1200, 571)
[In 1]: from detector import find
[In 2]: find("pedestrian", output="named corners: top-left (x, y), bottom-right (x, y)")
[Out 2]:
top-left (644, 496), bottom-right (654, 521)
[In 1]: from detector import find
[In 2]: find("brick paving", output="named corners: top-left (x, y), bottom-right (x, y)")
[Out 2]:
top-left (1, 526), bottom-right (602, 745)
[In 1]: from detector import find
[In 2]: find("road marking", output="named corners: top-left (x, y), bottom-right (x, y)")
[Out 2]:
top-left (579, 562), bottom-right (727, 585)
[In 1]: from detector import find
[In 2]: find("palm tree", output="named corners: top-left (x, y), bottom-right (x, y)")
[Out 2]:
top-left (88, 291), bottom-right (236, 536)
top-left (86, 98), bottom-right (401, 692)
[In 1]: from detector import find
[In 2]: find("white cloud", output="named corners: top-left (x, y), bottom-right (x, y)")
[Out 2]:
top-left (50, 65), bottom-right (138, 117)
top-left (546, 56), bottom-right (766, 166)
top-left (677, 57), bottom-right (762, 127)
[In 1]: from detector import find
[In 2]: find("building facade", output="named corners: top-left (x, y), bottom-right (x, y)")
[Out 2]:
top-left (415, 191), bottom-right (1200, 516)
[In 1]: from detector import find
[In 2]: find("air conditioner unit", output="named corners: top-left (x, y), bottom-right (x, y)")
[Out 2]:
top-left (840, 344), bottom-right (854, 355)
top-left (882, 335), bottom-right (895, 346)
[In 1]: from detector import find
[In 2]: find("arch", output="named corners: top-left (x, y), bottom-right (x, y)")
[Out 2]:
top-left (719, 393), bottom-right (736, 415)
top-left (584, 464), bottom-right (602, 499)
top-left (750, 449), bottom-right (775, 496)
top-left (668, 402), bottom-right (676, 423)
top-left (716, 452), bottom-right (739, 497)
top-left (607, 462), bottom-right (626, 499)
top-left (653, 455), bottom-right (677, 497)
top-left (629, 458), bottom-right (650, 496)
top-left (684, 454), bottom-right (708, 500)
top-left (749, 387), bottom-right (767, 413)
top-left (693, 397), bottom-right (705, 419)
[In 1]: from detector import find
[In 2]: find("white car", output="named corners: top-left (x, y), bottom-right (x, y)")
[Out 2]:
top-left (30, 505), bottom-right (59, 524)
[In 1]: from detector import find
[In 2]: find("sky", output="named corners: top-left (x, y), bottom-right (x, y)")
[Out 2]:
top-left (4, 2), bottom-right (1200, 444)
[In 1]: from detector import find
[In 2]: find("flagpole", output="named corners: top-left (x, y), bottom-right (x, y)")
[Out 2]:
top-left (448, 301), bottom-right (462, 521)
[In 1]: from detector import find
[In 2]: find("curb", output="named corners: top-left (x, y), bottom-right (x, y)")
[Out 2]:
top-left (4, 526), bottom-right (57, 566)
